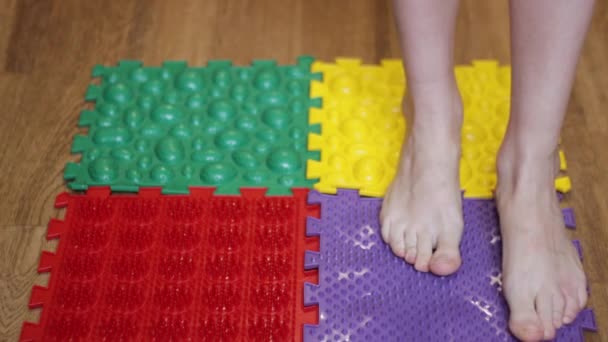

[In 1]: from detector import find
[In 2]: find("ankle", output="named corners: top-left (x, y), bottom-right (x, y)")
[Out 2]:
top-left (499, 128), bottom-right (559, 167)
top-left (496, 143), bottom-right (559, 199)
top-left (406, 79), bottom-right (463, 142)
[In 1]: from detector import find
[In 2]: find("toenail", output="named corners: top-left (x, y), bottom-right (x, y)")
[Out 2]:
top-left (434, 254), bottom-right (450, 263)
top-left (520, 324), bottom-right (542, 336)
top-left (563, 316), bottom-right (573, 324)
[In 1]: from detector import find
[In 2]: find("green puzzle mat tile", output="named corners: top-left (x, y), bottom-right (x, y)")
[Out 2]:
top-left (65, 56), bottom-right (322, 195)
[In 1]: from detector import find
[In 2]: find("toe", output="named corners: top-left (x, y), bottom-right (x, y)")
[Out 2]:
top-left (508, 294), bottom-right (544, 342)
top-left (552, 292), bottom-right (565, 329)
top-left (404, 231), bottom-right (418, 264)
top-left (509, 319), bottom-right (545, 342)
top-left (414, 232), bottom-right (433, 272)
top-left (429, 235), bottom-right (462, 276)
top-left (536, 294), bottom-right (556, 340)
top-left (562, 288), bottom-right (582, 324)
top-left (509, 322), bottom-right (544, 342)
top-left (388, 223), bottom-right (406, 258)
top-left (380, 218), bottom-right (391, 243)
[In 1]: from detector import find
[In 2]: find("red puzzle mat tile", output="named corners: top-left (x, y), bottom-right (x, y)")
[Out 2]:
top-left (21, 187), bottom-right (319, 341)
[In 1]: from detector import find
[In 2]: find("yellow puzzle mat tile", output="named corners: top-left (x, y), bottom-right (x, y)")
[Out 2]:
top-left (307, 58), bottom-right (570, 198)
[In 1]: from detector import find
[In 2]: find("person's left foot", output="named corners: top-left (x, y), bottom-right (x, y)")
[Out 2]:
top-left (497, 148), bottom-right (587, 342)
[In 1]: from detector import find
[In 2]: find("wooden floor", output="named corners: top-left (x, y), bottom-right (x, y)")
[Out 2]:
top-left (1, 0), bottom-right (606, 340)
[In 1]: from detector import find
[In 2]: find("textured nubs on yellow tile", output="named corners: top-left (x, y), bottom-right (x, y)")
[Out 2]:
top-left (307, 59), bottom-right (406, 197)
top-left (307, 58), bottom-right (571, 198)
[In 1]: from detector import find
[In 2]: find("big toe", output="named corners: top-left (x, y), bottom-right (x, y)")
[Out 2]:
top-left (507, 293), bottom-right (545, 342)
top-left (509, 306), bottom-right (545, 342)
top-left (429, 249), bottom-right (461, 276)
top-left (429, 236), bottom-right (462, 276)
top-left (509, 317), bottom-right (545, 342)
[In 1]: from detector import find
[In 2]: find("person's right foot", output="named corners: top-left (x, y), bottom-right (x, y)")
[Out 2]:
top-left (380, 82), bottom-right (464, 276)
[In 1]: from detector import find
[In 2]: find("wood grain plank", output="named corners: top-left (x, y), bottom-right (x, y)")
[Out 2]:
top-left (0, 226), bottom-right (55, 341)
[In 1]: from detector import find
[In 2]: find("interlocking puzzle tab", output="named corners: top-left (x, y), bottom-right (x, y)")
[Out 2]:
top-left (20, 187), bottom-right (319, 341)
top-left (307, 59), bottom-right (571, 198)
top-left (65, 57), bottom-right (322, 195)
top-left (304, 190), bottom-right (596, 342)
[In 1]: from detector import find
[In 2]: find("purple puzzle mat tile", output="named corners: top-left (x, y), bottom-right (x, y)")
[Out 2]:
top-left (304, 189), bottom-right (596, 342)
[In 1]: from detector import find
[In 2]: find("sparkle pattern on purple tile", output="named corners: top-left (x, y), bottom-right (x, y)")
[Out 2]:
top-left (304, 189), bottom-right (596, 342)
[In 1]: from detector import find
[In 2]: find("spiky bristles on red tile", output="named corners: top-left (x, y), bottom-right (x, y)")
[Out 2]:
top-left (20, 187), bottom-right (319, 342)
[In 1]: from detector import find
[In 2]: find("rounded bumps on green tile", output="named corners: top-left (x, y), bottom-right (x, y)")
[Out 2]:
top-left (289, 127), bottom-right (305, 139)
top-left (215, 130), bottom-right (247, 149)
top-left (231, 84), bottom-right (249, 102)
top-left (200, 163), bottom-right (237, 184)
top-left (204, 120), bottom-right (225, 135)
top-left (67, 57), bottom-right (320, 194)
top-left (254, 68), bottom-right (281, 90)
top-left (124, 108), bottom-right (144, 128)
top-left (267, 148), bottom-right (301, 173)
top-left (279, 174), bottom-right (296, 186)
top-left (192, 149), bottom-right (223, 163)
top-left (232, 151), bottom-right (258, 169)
top-left (135, 139), bottom-right (148, 153)
top-left (244, 170), bottom-right (269, 184)
top-left (256, 91), bottom-right (288, 107)
top-left (212, 68), bottom-right (232, 87)
top-left (111, 148), bottom-right (133, 161)
top-left (162, 91), bottom-right (181, 105)
top-left (138, 156), bottom-right (152, 169)
top-left (209, 99), bottom-right (236, 121)
top-left (89, 158), bottom-right (118, 182)
top-left (93, 127), bottom-right (132, 145)
top-left (143, 80), bottom-right (164, 96)
top-left (155, 137), bottom-right (185, 163)
top-left (235, 116), bottom-right (257, 131)
top-left (151, 104), bottom-right (184, 124)
top-left (98, 103), bottom-right (120, 118)
top-left (104, 83), bottom-right (133, 104)
top-left (181, 165), bottom-right (194, 178)
top-left (138, 95), bottom-right (156, 111)
top-left (187, 94), bottom-right (206, 109)
top-left (140, 123), bottom-right (163, 138)
top-left (287, 80), bottom-right (305, 96)
top-left (170, 124), bottom-right (193, 139)
top-left (191, 138), bottom-right (204, 150)
top-left (255, 129), bottom-right (278, 144)
top-left (127, 168), bottom-right (141, 182)
top-left (254, 142), bottom-right (270, 154)
top-left (176, 70), bottom-right (204, 92)
top-left (130, 67), bottom-right (150, 82)
top-left (151, 165), bottom-right (173, 183)
top-left (262, 108), bottom-right (291, 129)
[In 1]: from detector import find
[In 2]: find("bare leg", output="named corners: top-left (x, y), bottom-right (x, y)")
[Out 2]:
top-left (498, 1), bottom-right (594, 340)
top-left (381, 0), bottom-right (464, 275)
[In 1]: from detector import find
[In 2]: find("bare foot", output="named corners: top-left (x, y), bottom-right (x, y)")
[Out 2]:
top-left (497, 148), bottom-right (587, 341)
top-left (380, 83), bottom-right (464, 276)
